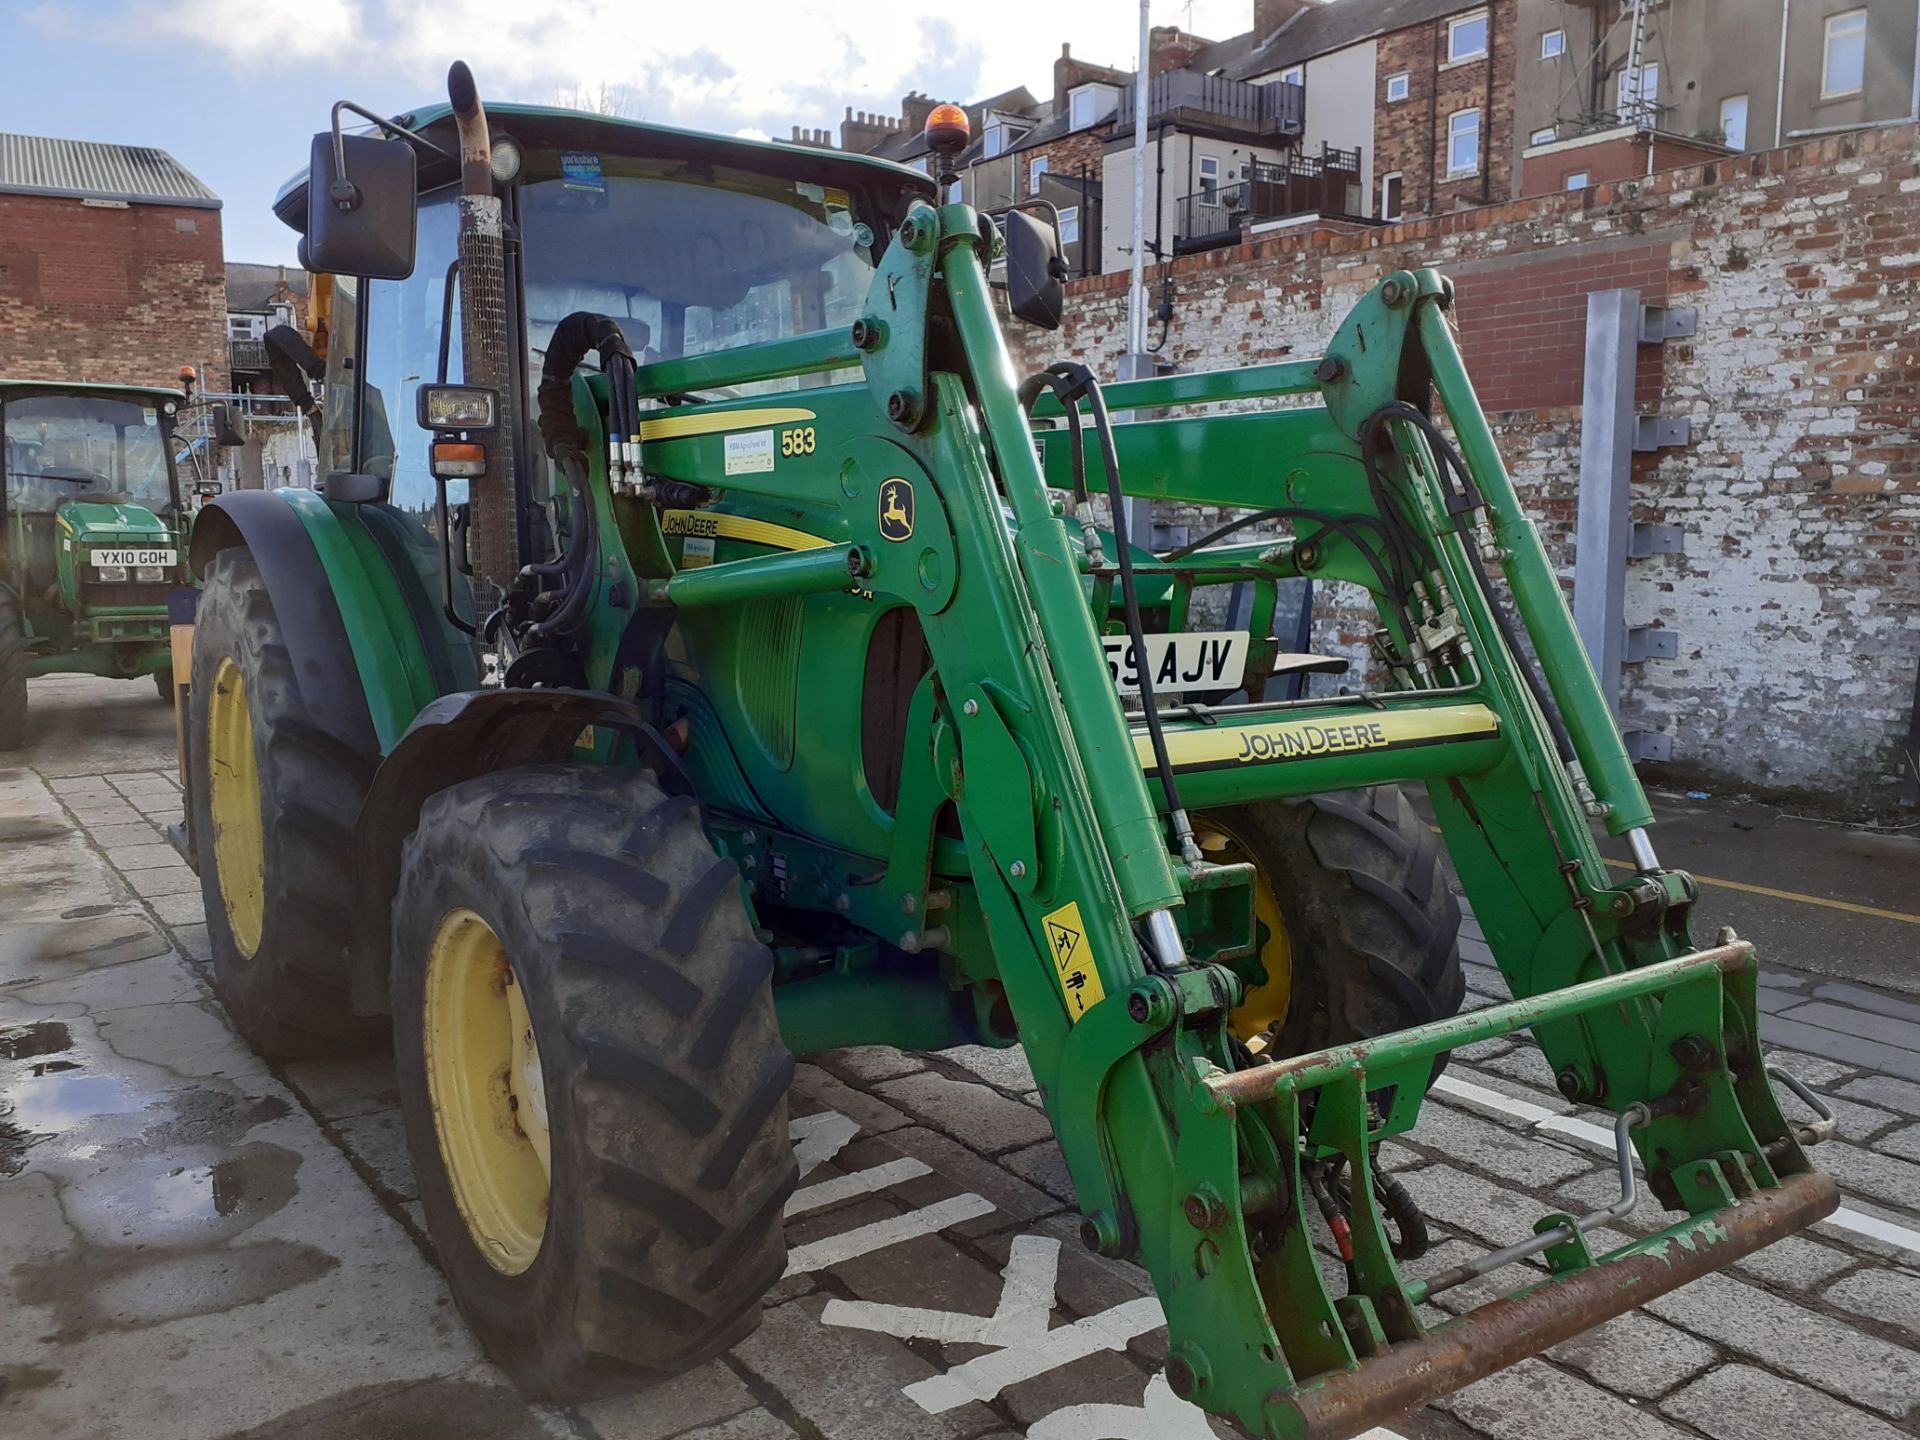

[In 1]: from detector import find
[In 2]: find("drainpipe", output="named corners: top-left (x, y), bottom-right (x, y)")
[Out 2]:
top-left (1774, 0), bottom-right (1790, 147)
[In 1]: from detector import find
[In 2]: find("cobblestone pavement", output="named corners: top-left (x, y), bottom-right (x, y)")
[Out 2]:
top-left (3, 679), bottom-right (1917, 1440)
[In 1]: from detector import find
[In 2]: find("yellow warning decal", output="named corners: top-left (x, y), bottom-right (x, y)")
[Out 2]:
top-left (661, 509), bottom-right (830, 553)
top-left (1137, 702), bottom-right (1500, 775)
top-left (1042, 900), bottom-right (1106, 1022)
top-left (637, 406), bottom-right (816, 442)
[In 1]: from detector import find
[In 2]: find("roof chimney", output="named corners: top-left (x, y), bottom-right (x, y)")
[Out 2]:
top-left (900, 90), bottom-right (938, 135)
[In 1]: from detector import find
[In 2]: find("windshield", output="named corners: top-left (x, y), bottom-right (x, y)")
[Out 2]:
top-left (519, 155), bottom-right (876, 394)
top-left (2, 393), bottom-right (175, 515)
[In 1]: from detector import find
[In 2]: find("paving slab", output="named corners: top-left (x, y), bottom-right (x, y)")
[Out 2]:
top-left (1821, 1264), bottom-right (1920, 1339)
top-left (580, 1361), bottom-right (758, 1440)
top-left (1643, 1270), bottom-right (1920, 1419)
top-left (1837, 1073), bottom-right (1920, 1114)
top-left (936, 1044), bottom-right (1038, 1095)
top-left (1544, 1310), bottom-right (1717, 1400)
top-left (1660, 1363), bottom-right (1913, 1440)
top-left (1438, 1358), bottom-right (1690, 1439)
top-left (873, 1070), bottom-right (1056, 1156)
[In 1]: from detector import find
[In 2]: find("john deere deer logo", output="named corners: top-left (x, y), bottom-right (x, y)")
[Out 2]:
top-left (879, 478), bottom-right (915, 541)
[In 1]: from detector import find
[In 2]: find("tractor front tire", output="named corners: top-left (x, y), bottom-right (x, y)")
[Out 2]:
top-left (153, 668), bottom-right (174, 704)
top-left (189, 548), bottom-right (380, 1058)
top-left (0, 595), bottom-right (27, 751)
top-left (390, 765), bottom-right (796, 1400)
top-left (1201, 786), bottom-right (1464, 1062)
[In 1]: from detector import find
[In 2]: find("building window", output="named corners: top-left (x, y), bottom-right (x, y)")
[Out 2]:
top-left (1380, 171), bottom-right (1404, 221)
top-left (1199, 154), bottom-right (1221, 201)
top-left (1720, 94), bottom-right (1749, 149)
top-left (983, 122), bottom-right (1027, 159)
top-left (1447, 11), bottom-right (1489, 63)
top-left (1823, 10), bottom-right (1867, 98)
top-left (1530, 127), bottom-right (1557, 145)
top-left (1617, 61), bottom-right (1659, 125)
top-left (1386, 72), bottom-right (1411, 102)
top-left (1059, 206), bottom-right (1080, 244)
top-left (1278, 64), bottom-right (1304, 86)
top-left (1447, 109), bottom-right (1481, 175)
top-left (1541, 29), bottom-right (1566, 59)
top-left (1566, 171), bottom-right (1589, 190)
top-left (1029, 155), bottom-right (1049, 194)
top-left (1070, 84), bottom-right (1117, 129)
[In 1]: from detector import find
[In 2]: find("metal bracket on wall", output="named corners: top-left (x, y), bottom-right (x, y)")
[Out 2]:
top-left (1624, 627), bottom-right (1678, 664)
top-left (1624, 730), bottom-right (1673, 763)
top-left (1639, 304), bottom-right (1698, 343)
top-left (1633, 415), bottom-right (1692, 452)
top-left (1628, 523), bottom-right (1685, 558)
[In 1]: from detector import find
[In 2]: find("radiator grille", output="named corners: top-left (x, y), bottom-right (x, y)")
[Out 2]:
top-left (736, 598), bottom-right (804, 771)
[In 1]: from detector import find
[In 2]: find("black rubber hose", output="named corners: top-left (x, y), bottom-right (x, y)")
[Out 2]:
top-left (1018, 371), bottom-right (1090, 507)
top-left (1372, 1164), bottom-right (1431, 1261)
top-left (527, 453), bottom-right (598, 640)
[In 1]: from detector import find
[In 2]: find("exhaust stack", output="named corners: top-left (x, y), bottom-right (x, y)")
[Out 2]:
top-left (449, 60), bottom-right (519, 602)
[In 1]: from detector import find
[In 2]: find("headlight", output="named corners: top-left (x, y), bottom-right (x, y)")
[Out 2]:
top-left (96, 565), bottom-right (128, 583)
top-left (135, 565), bottom-right (166, 583)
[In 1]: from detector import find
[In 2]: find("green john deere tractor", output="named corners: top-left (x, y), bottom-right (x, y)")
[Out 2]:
top-left (0, 379), bottom-right (210, 747)
top-left (170, 65), bottom-right (1837, 1438)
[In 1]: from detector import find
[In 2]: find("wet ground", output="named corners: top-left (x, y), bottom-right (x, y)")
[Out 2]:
top-left (2, 675), bottom-right (1917, 1440)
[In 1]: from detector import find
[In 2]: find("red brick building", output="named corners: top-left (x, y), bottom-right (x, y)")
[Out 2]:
top-left (0, 133), bottom-right (227, 392)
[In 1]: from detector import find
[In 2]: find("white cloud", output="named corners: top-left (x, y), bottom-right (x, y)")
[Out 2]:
top-left (122, 0), bottom-right (1262, 136)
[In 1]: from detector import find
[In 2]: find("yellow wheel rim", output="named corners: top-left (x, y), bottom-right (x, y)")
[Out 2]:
top-left (206, 656), bottom-right (266, 958)
top-left (423, 909), bottom-right (552, 1275)
top-left (1198, 821), bottom-right (1293, 1053)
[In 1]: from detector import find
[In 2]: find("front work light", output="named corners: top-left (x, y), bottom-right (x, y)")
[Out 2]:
top-left (417, 383), bottom-right (499, 431)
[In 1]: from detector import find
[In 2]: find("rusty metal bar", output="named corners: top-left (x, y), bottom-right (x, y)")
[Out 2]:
top-left (1207, 940), bottom-right (1755, 1108)
top-left (1276, 1170), bottom-right (1840, 1440)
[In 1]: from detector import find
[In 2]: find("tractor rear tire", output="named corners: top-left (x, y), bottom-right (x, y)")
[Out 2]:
top-left (390, 764), bottom-right (796, 1401)
top-left (0, 595), bottom-right (27, 751)
top-left (188, 548), bottom-right (381, 1058)
top-left (1201, 785), bottom-right (1464, 1063)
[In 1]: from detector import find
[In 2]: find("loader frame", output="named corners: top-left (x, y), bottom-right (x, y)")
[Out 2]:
top-left (184, 103), bottom-right (1836, 1440)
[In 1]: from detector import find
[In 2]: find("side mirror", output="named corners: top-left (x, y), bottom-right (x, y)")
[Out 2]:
top-left (1004, 208), bottom-right (1067, 331)
top-left (209, 403), bottom-right (247, 448)
top-left (305, 131), bottom-right (417, 280)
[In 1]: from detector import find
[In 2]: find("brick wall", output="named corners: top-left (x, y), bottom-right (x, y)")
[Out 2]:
top-left (1008, 123), bottom-right (1920, 811)
top-left (0, 193), bottom-right (228, 392)
top-left (1375, 0), bottom-right (1517, 217)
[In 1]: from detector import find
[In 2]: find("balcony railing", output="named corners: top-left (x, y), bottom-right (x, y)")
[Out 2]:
top-left (1174, 145), bottom-right (1366, 253)
top-left (230, 338), bottom-right (269, 372)
top-left (1115, 71), bottom-right (1304, 140)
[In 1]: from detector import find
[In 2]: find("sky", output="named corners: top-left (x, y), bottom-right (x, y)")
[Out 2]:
top-left (6, 0), bottom-right (1258, 265)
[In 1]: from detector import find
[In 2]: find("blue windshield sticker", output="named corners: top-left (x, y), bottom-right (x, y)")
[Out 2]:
top-left (561, 152), bottom-right (606, 194)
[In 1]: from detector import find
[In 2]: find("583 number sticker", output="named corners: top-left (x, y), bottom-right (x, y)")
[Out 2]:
top-left (780, 425), bottom-right (817, 457)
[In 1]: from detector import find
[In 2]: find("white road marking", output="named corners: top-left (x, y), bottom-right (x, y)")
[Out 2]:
top-left (824, 1232), bottom-right (1059, 1345)
top-left (784, 1192), bottom-right (996, 1276)
top-left (1431, 1073), bottom-right (1920, 1258)
top-left (1025, 1372), bottom-right (1221, 1439)
top-left (905, 1296), bottom-right (1166, 1413)
top-left (789, 1110), bottom-right (860, 1179)
top-left (785, 1156), bottom-right (932, 1217)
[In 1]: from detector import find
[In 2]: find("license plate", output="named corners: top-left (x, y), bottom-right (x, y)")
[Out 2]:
top-left (92, 549), bottom-right (176, 569)
top-left (1103, 631), bottom-right (1247, 696)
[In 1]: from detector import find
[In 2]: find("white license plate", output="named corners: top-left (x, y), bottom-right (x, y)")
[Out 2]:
top-left (1103, 631), bottom-right (1247, 696)
top-left (93, 549), bottom-right (176, 569)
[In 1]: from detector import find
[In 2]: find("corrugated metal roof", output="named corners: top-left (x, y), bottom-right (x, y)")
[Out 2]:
top-left (0, 132), bottom-right (220, 209)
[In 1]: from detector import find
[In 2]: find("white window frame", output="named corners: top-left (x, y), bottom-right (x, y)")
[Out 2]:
top-left (1565, 171), bottom-right (1589, 190)
top-left (1617, 60), bottom-right (1659, 124)
top-left (1029, 155), bottom-right (1049, 194)
top-left (1386, 71), bottom-right (1411, 102)
top-left (1447, 11), bottom-right (1489, 63)
top-left (1822, 9), bottom-right (1867, 99)
top-left (1278, 64), bottom-right (1304, 86)
top-left (1199, 154), bottom-right (1221, 201)
top-left (1447, 108), bottom-right (1481, 176)
top-left (1719, 93), bottom-right (1749, 149)
top-left (1058, 206), bottom-right (1080, 244)
top-left (1541, 29), bottom-right (1566, 59)
top-left (1380, 170), bottom-right (1404, 221)
top-left (1069, 83), bottom-right (1116, 130)
top-left (1530, 126), bottom-right (1557, 145)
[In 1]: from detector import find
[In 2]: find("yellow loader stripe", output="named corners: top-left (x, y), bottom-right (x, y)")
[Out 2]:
top-left (660, 510), bottom-right (830, 553)
top-left (1138, 703), bottom-right (1501, 774)
top-left (637, 406), bottom-right (816, 442)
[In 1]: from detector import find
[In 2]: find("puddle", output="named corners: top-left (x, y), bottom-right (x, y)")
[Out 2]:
top-left (0, 819), bottom-right (72, 844)
top-left (59, 904), bottom-right (116, 920)
top-left (62, 1143), bottom-right (304, 1246)
top-left (15, 1238), bottom-right (340, 1340)
top-left (1, 1070), bottom-right (144, 1134)
top-left (0, 1021), bottom-right (72, 1061)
